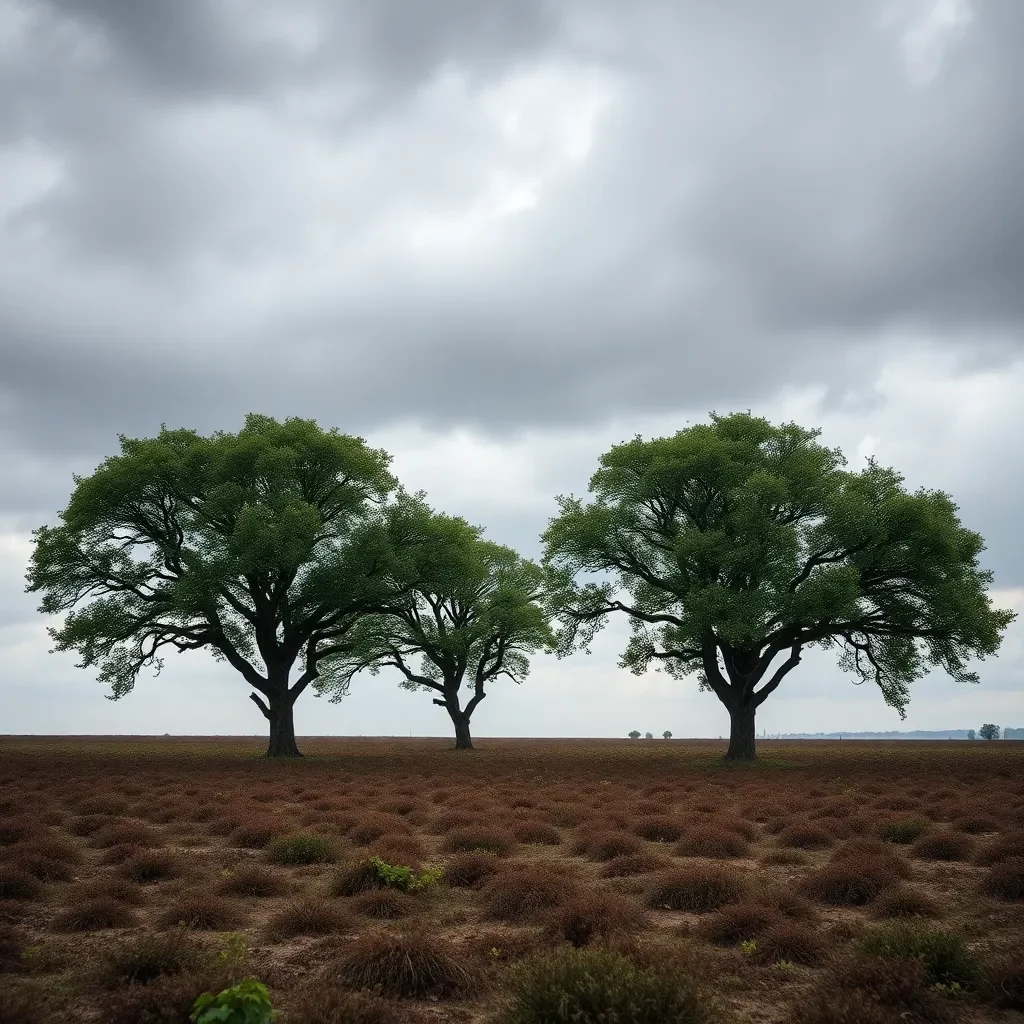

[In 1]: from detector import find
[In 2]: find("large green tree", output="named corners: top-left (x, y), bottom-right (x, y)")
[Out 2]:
top-left (540, 411), bottom-right (1017, 761)
top-left (25, 414), bottom-right (429, 757)
top-left (311, 501), bottom-right (556, 749)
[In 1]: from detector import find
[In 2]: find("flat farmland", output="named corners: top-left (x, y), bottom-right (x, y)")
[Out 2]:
top-left (1, 736), bottom-right (1023, 1024)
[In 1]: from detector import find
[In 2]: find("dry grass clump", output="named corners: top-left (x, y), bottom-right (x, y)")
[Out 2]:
top-left (119, 849), bottom-right (183, 883)
top-left (350, 887), bottom-right (421, 920)
top-left (77, 795), bottom-right (130, 816)
top-left (90, 820), bottom-right (161, 849)
top-left (973, 830), bottom-right (1023, 866)
top-left (980, 856), bottom-right (1024, 901)
top-left (510, 819), bottom-right (562, 845)
top-left (285, 984), bottom-right (404, 1024)
top-left (7, 849), bottom-right (76, 883)
top-left (645, 865), bottom-right (746, 913)
top-left (99, 842), bottom-right (149, 866)
top-left (694, 902), bottom-right (782, 946)
top-left (439, 826), bottom-right (518, 858)
top-left (478, 862), bottom-right (581, 924)
top-left (102, 967), bottom-right (244, 1024)
top-left (329, 858), bottom-right (388, 897)
top-left (752, 885), bottom-right (817, 922)
top-left (347, 813), bottom-right (413, 846)
top-left (441, 850), bottom-right (501, 889)
top-left (776, 820), bottom-right (837, 850)
top-left (543, 804), bottom-right (587, 828)
top-left (6, 834), bottom-right (81, 867)
top-left (674, 827), bottom-right (750, 859)
top-left (952, 813), bottom-right (999, 834)
top-left (66, 814), bottom-right (113, 837)
top-left (633, 816), bottom-right (685, 842)
top-left (91, 929), bottom-right (208, 988)
top-left (870, 884), bottom-right (940, 920)
top-left (72, 875), bottom-right (145, 905)
top-left (801, 856), bottom-right (903, 907)
top-left (0, 924), bottom-right (27, 973)
top-left (265, 831), bottom-right (339, 865)
top-left (227, 814), bottom-right (290, 849)
top-left (875, 817), bottom-right (931, 844)
top-left (759, 848), bottom-right (808, 866)
top-left (218, 862), bottom-right (290, 898)
top-left (0, 816), bottom-right (44, 846)
top-left (362, 832), bottom-right (426, 866)
top-left (600, 851), bottom-right (673, 878)
top-left (980, 951), bottom-right (1024, 1010)
top-left (265, 896), bottom-right (353, 941)
top-left (426, 810), bottom-right (476, 834)
top-left (911, 830), bottom-right (974, 862)
top-left (53, 896), bottom-right (137, 932)
top-left (754, 920), bottom-right (827, 966)
top-left (323, 924), bottom-right (477, 1000)
top-left (789, 955), bottom-right (956, 1024)
top-left (578, 830), bottom-right (644, 861)
top-left (0, 867), bottom-right (43, 902)
top-left (155, 893), bottom-right (246, 930)
top-left (541, 890), bottom-right (649, 947)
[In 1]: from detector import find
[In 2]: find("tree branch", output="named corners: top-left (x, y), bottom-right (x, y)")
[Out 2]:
top-left (752, 644), bottom-right (802, 707)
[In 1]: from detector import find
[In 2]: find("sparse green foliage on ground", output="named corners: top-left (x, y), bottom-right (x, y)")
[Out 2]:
top-left (191, 977), bottom-right (277, 1024)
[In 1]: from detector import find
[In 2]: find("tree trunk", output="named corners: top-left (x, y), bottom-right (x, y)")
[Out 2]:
top-left (725, 699), bottom-right (757, 761)
top-left (259, 694), bottom-right (302, 758)
top-left (447, 706), bottom-right (474, 750)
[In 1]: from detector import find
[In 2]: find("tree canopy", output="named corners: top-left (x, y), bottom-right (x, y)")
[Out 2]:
top-left (540, 411), bottom-right (1017, 760)
top-left (311, 500), bottom-right (556, 749)
top-left (24, 414), bottom-right (430, 756)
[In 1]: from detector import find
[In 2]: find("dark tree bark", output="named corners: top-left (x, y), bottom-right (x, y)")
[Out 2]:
top-left (448, 705), bottom-right (474, 750)
top-left (251, 691), bottom-right (302, 758)
top-left (725, 698), bottom-right (757, 761)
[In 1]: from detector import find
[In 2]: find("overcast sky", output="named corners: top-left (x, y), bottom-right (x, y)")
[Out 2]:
top-left (2, 0), bottom-right (1022, 741)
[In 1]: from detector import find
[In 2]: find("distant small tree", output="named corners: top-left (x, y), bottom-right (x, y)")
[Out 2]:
top-left (645, 731), bottom-right (653, 739)
top-left (980, 723), bottom-right (1000, 741)
top-left (628, 730), bottom-right (641, 739)
top-left (663, 730), bottom-right (672, 739)
top-left (967, 729), bottom-right (976, 740)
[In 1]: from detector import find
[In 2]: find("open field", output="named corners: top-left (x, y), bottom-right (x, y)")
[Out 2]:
top-left (1, 736), bottom-right (1023, 1023)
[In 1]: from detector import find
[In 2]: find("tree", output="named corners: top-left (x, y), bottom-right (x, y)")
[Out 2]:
top-left (540, 411), bottom-right (1017, 761)
top-left (663, 730), bottom-right (673, 739)
top-left (967, 729), bottom-right (976, 740)
top-left (628, 730), bottom-right (641, 739)
top-left (980, 723), bottom-right (1000, 741)
top-left (311, 500), bottom-right (556, 750)
top-left (25, 414), bottom-right (429, 758)
top-left (645, 731), bottom-right (653, 739)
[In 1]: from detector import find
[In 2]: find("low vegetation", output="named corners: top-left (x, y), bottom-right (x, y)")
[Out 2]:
top-left (0, 735), bottom-right (1021, 1023)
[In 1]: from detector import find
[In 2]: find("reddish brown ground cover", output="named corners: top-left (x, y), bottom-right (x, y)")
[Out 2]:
top-left (0, 735), bottom-right (1022, 1023)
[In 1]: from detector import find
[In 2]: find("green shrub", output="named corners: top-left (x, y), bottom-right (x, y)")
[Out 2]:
top-left (855, 922), bottom-right (978, 988)
top-left (496, 945), bottom-right (714, 1024)
top-left (877, 819), bottom-right (931, 844)
top-left (265, 831), bottom-right (339, 865)
top-left (191, 977), bottom-right (277, 1023)
top-left (365, 856), bottom-right (444, 893)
